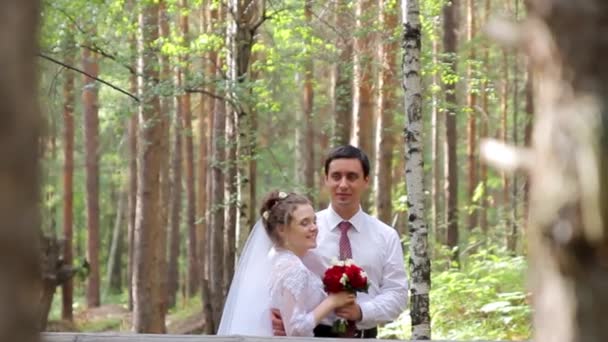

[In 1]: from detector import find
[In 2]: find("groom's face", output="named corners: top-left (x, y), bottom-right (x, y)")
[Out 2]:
top-left (325, 158), bottom-right (369, 210)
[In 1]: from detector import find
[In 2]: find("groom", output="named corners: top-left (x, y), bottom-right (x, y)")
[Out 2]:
top-left (272, 145), bottom-right (409, 338)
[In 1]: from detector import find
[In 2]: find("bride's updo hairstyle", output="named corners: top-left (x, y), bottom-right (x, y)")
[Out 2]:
top-left (260, 190), bottom-right (311, 245)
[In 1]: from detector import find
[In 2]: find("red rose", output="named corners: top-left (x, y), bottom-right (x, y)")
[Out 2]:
top-left (345, 264), bottom-right (369, 291)
top-left (323, 265), bottom-right (346, 293)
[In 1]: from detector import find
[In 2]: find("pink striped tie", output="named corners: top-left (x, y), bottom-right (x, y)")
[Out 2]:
top-left (338, 221), bottom-right (352, 260)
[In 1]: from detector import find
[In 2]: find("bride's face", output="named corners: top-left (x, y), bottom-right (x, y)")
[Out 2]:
top-left (282, 204), bottom-right (318, 257)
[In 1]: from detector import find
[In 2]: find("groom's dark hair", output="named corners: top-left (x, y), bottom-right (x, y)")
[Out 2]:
top-left (324, 145), bottom-right (370, 178)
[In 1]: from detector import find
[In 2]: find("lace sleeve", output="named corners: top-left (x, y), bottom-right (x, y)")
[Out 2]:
top-left (273, 256), bottom-right (324, 336)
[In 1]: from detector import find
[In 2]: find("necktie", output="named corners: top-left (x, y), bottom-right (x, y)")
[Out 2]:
top-left (338, 221), bottom-right (357, 337)
top-left (338, 221), bottom-right (352, 260)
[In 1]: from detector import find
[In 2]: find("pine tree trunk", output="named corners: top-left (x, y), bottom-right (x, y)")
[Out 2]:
top-left (374, 0), bottom-right (397, 225)
top-left (209, 94), bottom-right (226, 332)
top-left (402, 0), bottom-right (430, 338)
top-left (430, 37), bottom-right (444, 243)
top-left (167, 78), bottom-right (183, 309)
top-left (353, 0), bottom-right (375, 210)
top-left (296, 0), bottom-right (315, 198)
top-left (179, 0), bottom-right (199, 298)
top-left (157, 0), bottom-right (172, 311)
top-left (523, 67), bottom-right (533, 231)
top-left (196, 3), bottom-right (209, 314)
top-left (127, 73), bottom-right (138, 311)
top-left (82, 47), bottom-right (101, 308)
top-left (332, 0), bottom-right (353, 146)
top-left (0, 1), bottom-right (42, 340)
top-left (209, 2), bottom-right (227, 322)
top-left (499, 1), bottom-right (608, 340)
top-left (106, 191), bottom-right (125, 293)
top-left (224, 0), bottom-right (238, 297)
top-left (501, 48), bottom-right (512, 245)
top-left (200, 0), bottom-right (216, 332)
top-left (478, 0), bottom-right (491, 234)
top-left (466, 0), bottom-right (478, 231)
top-left (133, 2), bottom-right (166, 332)
top-left (61, 37), bottom-right (75, 321)
top-left (443, 0), bottom-right (459, 263)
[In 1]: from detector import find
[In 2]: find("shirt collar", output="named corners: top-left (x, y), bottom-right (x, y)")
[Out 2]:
top-left (326, 204), bottom-right (364, 232)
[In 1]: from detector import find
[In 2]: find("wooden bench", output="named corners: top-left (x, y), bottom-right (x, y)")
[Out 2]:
top-left (42, 332), bottom-right (510, 342)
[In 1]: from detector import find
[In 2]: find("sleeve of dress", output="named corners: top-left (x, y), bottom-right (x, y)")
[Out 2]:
top-left (277, 265), bottom-right (319, 336)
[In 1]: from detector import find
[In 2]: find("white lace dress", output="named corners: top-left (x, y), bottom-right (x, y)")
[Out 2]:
top-left (269, 248), bottom-right (327, 336)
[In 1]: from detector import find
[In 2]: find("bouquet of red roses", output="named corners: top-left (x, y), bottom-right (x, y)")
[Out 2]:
top-left (322, 258), bottom-right (369, 335)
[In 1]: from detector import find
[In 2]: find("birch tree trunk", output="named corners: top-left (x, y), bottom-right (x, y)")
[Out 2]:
top-left (402, 0), bottom-right (430, 338)
top-left (0, 1), bottom-right (42, 340)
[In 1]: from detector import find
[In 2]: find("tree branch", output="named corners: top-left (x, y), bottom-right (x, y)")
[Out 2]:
top-left (38, 53), bottom-right (140, 102)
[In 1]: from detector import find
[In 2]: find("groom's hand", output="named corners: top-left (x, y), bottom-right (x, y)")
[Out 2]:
top-left (335, 303), bottom-right (362, 321)
top-left (271, 308), bottom-right (286, 336)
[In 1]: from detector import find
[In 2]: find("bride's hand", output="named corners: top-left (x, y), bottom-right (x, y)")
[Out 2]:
top-left (329, 291), bottom-right (355, 308)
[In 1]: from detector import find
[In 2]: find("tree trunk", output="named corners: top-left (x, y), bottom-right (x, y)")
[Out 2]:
top-left (523, 67), bottom-right (533, 231)
top-left (465, 0), bottom-right (478, 231)
top-left (82, 47), bottom-right (101, 308)
top-left (133, 2), bottom-right (166, 332)
top-left (296, 1), bottom-right (315, 199)
top-left (209, 93), bottom-right (226, 332)
top-left (501, 48), bottom-right (511, 245)
top-left (167, 74), bottom-right (183, 309)
top-left (374, 0), bottom-right (398, 225)
top-left (478, 0), bottom-right (491, 234)
top-left (196, 2), bottom-right (209, 315)
top-left (179, 0), bottom-right (199, 298)
top-left (61, 37), bottom-right (75, 321)
top-left (200, 0), bottom-right (216, 332)
top-left (352, 0), bottom-right (375, 210)
top-left (106, 191), bottom-right (126, 293)
top-left (443, 0), bottom-right (459, 263)
top-left (430, 37), bottom-right (444, 243)
top-left (158, 0), bottom-right (172, 312)
top-left (332, 0), bottom-right (353, 146)
top-left (493, 1), bottom-right (608, 340)
top-left (0, 0), bottom-right (42, 339)
top-left (402, 0), bottom-right (430, 338)
top-left (224, 0), bottom-right (264, 300)
top-left (127, 73), bottom-right (138, 311)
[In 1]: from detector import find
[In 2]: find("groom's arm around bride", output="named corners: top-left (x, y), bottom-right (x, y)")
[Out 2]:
top-left (272, 145), bottom-right (409, 338)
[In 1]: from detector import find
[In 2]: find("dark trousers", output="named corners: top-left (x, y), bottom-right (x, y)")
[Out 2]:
top-left (313, 324), bottom-right (378, 338)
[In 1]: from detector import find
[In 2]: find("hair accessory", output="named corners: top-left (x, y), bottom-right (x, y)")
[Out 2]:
top-left (278, 191), bottom-right (288, 199)
top-left (262, 211), bottom-right (270, 220)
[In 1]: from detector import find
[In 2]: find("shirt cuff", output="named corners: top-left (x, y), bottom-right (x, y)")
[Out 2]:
top-left (358, 301), bottom-right (376, 328)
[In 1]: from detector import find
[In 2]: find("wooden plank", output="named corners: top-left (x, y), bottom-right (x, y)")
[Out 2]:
top-left (42, 332), bottom-right (515, 342)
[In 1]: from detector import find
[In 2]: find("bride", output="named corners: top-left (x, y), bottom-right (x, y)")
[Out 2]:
top-left (217, 191), bottom-right (354, 336)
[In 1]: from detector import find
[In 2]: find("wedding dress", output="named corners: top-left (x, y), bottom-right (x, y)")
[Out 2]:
top-left (217, 220), bottom-right (326, 336)
top-left (269, 249), bottom-right (326, 336)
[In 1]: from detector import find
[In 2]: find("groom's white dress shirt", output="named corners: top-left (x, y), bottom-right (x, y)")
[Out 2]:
top-left (304, 205), bottom-right (409, 330)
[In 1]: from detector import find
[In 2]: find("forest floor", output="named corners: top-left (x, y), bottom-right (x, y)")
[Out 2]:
top-left (46, 295), bottom-right (205, 334)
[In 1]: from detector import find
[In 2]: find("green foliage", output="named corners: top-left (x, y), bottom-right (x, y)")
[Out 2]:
top-left (380, 244), bottom-right (531, 340)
